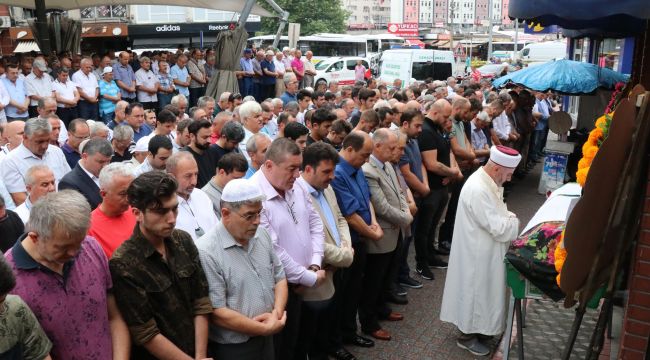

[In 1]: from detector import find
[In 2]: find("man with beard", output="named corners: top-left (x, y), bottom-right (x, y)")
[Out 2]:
top-left (182, 119), bottom-right (215, 188)
top-left (196, 178), bottom-right (288, 359)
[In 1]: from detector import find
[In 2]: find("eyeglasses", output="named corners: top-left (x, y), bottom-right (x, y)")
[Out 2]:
top-left (70, 133), bottom-right (90, 141)
top-left (233, 209), bottom-right (263, 222)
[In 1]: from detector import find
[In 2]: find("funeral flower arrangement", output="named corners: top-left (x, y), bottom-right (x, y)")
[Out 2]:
top-left (557, 82), bottom-right (625, 286)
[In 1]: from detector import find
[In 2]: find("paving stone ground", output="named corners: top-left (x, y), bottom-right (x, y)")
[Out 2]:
top-left (344, 162), bottom-right (604, 359)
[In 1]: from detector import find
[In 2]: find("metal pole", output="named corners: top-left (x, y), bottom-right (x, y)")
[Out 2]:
top-left (272, 12), bottom-right (289, 49)
top-left (487, 0), bottom-right (494, 61)
top-left (513, 18), bottom-right (519, 62)
top-left (35, 0), bottom-right (51, 55)
top-left (238, 0), bottom-right (257, 28)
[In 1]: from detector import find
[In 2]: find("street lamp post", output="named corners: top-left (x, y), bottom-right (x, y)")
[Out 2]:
top-left (487, 0), bottom-right (494, 61)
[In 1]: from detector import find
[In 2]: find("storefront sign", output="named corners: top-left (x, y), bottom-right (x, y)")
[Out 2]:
top-left (9, 23), bottom-right (128, 40)
top-left (387, 23), bottom-right (419, 38)
top-left (128, 22), bottom-right (259, 37)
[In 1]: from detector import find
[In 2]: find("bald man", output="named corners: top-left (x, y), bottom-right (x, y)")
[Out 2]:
top-left (413, 100), bottom-right (462, 281)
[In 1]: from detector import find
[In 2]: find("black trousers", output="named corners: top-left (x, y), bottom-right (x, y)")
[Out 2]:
top-left (359, 249), bottom-right (395, 333)
top-left (189, 86), bottom-right (206, 107)
top-left (140, 101), bottom-right (158, 111)
top-left (328, 266), bottom-right (351, 352)
top-left (208, 336), bottom-right (274, 360)
top-left (413, 187), bottom-right (449, 267)
top-left (438, 176), bottom-right (466, 246)
top-left (340, 240), bottom-right (368, 340)
top-left (77, 100), bottom-right (98, 120)
top-left (295, 298), bottom-right (332, 360)
top-left (28, 105), bottom-right (38, 118)
top-left (274, 289), bottom-right (302, 360)
top-left (56, 107), bottom-right (79, 128)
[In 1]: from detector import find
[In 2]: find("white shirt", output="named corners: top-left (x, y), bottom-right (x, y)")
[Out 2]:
top-left (132, 157), bottom-right (154, 177)
top-left (52, 79), bottom-right (78, 108)
top-left (1, 143), bottom-right (71, 194)
top-left (14, 197), bottom-right (31, 224)
top-left (25, 72), bottom-right (55, 106)
top-left (0, 80), bottom-right (9, 123)
top-left (176, 188), bottom-right (218, 241)
top-left (135, 68), bottom-right (159, 103)
top-left (273, 59), bottom-right (286, 75)
top-left (71, 70), bottom-right (98, 100)
top-left (493, 110), bottom-right (512, 141)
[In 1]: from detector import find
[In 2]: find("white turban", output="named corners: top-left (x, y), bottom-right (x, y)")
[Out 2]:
top-left (489, 145), bottom-right (522, 168)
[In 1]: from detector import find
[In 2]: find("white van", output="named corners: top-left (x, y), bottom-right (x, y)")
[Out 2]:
top-left (379, 49), bottom-right (454, 87)
top-left (519, 41), bottom-right (567, 63)
top-left (313, 57), bottom-right (370, 87)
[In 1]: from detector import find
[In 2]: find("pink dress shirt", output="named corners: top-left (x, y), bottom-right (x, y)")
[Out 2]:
top-left (251, 170), bottom-right (324, 287)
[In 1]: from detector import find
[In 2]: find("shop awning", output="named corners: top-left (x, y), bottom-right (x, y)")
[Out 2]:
top-left (14, 40), bottom-right (40, 53)
top-left (406, 39), bottom-right (425, 48)
top-left (508, 0), bottom-right (650, 37)
top-left (1, 0), bottom-right (272, 17)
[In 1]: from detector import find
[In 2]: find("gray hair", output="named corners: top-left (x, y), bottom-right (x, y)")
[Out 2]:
top-left (239, 100), bottom-right (262, 121)
top-left (219, 92), bottom-right (231, 102)
top-left (80, 57), bottom-right (93, 66)
top-left (98, 162), bottom-right (134, 190)
top-left (476, 111), bottom-right (490, 123)
top-left (271, 98), bottom-right (283, 107)
top-left (246, 133), bottom-right (269, 153)
top-left (242, 95), bottom-right (256, 103)
top-left (112, 124), bottom-right (134, 142)
top-left (220, 196), bottom-right (265, 212)
top-left (372, 128), bottom-right (396, 145)
top-left (82, 138), bottom-right (113, 156)
top-left (37, 96), bottom-right (56, 109)
top-left (498, 92), bottom-right (512, 103)
top-left (26, 190), bottom-right (91, 240)
top-left (25, 165), bottom-right (52, 186)
top-left (197, 96), bottom-right (215, 108)
top-left (221, 120), bottom-right (245, 142)
top-left (284, 101), bottom-right (299, 113)
top-left (283, 72), bottom-right (296, 85)
top-left (139, 56), bottom-right (151, 63)
top-left (88, 120), bottom-right (109, 137)
top-left (165, 151), bottom-right (195, 175)
top-left (171, 94), bottom-right (188, 106)
top-left (24, 118), bottom-right (52, 137)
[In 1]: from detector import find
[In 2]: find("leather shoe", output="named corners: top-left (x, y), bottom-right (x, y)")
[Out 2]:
top-left (368, 329), bottom-right (392, 341)
top-left (386, 292), bottom-right (408, 305)
top-left (385, 312), bottom-right (404, 321)
top-left (329, 348), bottom-right (357, 360)
top-left (343, 335), bottom-right (375, 348)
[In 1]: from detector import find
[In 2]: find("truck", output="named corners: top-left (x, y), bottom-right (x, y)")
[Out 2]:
top-left (379, 49), bottom-right (454, 87)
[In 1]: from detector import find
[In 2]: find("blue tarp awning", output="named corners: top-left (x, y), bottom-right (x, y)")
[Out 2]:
top-left (509, 0), bottom-right (650, 38)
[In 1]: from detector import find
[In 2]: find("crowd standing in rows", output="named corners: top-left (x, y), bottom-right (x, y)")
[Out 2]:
top-left (0, 46), bottom-right (559, 359)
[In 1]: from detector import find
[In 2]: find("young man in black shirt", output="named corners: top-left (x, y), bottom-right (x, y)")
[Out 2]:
top-left (414, 99), bottom-right (462, 280)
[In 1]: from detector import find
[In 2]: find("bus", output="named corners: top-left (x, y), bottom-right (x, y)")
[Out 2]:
top-left (248, 34), bottom-right (368, 60)
top-left (248, 33), bottom-right (405, 67)
top-left (477, 41), bottom-right (532, 61)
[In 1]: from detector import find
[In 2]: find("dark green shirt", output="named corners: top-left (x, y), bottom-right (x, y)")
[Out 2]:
top-left (109, 225), bottom-right (212, 360)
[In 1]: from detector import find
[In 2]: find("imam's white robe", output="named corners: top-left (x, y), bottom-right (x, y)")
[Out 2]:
top-left (439, 167), bottom-right (519, 335)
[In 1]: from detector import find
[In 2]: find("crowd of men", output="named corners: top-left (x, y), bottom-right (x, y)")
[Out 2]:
top-left (0, 46), bottom-right (559, 360)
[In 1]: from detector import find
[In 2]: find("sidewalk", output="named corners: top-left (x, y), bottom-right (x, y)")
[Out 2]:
top-left (346, 162), bottom-right (619, 359)
top-left (348, 163), bottom-right (547, 359)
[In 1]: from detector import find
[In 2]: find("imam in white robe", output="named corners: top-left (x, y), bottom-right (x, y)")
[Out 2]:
top-left (439, 166), bottom-right (519, 336)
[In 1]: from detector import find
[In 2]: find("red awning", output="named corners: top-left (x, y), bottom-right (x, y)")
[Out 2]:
top-left (406, 39), bottom-right (425, 48)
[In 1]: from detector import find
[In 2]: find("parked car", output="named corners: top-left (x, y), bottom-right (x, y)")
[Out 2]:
top-left (313, 57), bottom-right (370, 87)
top-left (519, 41), bottom-right (567, 63)
top-left (379, 49), bottom-right (454, 86)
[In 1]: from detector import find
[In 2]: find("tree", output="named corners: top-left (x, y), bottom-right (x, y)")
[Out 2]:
top-left (260, 0), bottom-right (349, 36)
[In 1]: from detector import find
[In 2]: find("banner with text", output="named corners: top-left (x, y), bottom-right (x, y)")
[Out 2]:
top-left (387, 23), bottom-right (419, 38)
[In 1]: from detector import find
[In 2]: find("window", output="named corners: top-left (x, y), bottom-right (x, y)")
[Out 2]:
top-left (412, 61), bottom-right (452, 81)
top-left (135, 5), bottom-right (185, 23)
top-left (346, 60), bottom-right (369, 70)
top-left (192, 9), bottom-right (259, 22)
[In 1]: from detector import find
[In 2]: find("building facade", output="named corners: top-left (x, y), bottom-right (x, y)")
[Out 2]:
top-left (344, 0), bottom-right (391, 29)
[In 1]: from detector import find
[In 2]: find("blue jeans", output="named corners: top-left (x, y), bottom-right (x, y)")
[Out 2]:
top-left (99, 112), bottom-right (114, 125)
top-left (157, 93), bottom-right (173, 111)
top-left (78, 100), bottom-right (98, 121)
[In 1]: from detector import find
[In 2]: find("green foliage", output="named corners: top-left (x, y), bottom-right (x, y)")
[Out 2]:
top-left (259, 0), bottom-right (350, 36)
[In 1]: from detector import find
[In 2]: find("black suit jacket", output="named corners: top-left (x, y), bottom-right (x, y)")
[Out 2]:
top-left (58, 163), bottom-right (102, 210)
